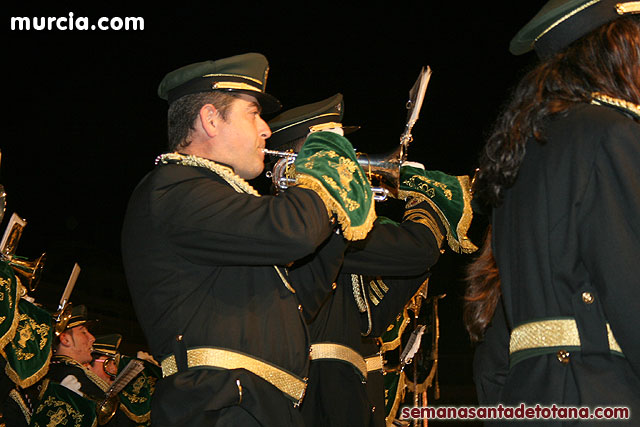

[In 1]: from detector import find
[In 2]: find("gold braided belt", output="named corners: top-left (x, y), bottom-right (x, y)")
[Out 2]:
top-left (310, 343), bottom-right (383, 380)
top-left (161, 347), bottom-right (307, 405)
top-left (509, 318), bottom-right (624, 367)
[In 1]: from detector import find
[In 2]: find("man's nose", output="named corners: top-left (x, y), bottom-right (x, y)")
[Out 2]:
top-left (259, 116), bottom-right (272, 139)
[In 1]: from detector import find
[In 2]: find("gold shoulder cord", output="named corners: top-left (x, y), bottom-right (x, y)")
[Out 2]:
top-left (591, 92), bottom-right (640, 120)
top-left (351, 274), bottom-right (373, 336)
top-left (156, 153), bottom-right (295, 293)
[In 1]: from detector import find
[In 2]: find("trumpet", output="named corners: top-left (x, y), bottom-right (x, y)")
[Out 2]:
top-left (263, 148), bottom-right (400, 202)
top-left (6, 252), bottom-right (46, 293)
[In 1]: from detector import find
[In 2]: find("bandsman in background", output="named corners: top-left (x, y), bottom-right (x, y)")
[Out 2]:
top-left (0, 179), bottom-right (51, 427)
top-left (265, 93), bottom-right (477, 426)
top-left (466, 0), bottom-right (640, 424)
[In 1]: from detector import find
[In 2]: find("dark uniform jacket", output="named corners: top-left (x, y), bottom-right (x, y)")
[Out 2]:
top-left (299, 205), bottom-right (446, 427)
top-left (121, 162), bottom-right (340, 426)
top-left (474, 103), bottom-right (640, 425)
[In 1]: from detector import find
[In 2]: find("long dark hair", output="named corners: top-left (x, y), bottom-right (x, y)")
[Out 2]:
top-left (464, 16), bottom-right (640, 342)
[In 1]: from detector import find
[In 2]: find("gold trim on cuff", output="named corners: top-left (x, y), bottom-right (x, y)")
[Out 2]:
top-left (310, 343), bottom-right (368, 380)
top-left (509, 318), bottom-right (623, 355)
top-left (161, 347), bottom-right (307, 404)
top-left (403, 207), bottom-right (446, 248)
top-left (296, 174), bottom-right (376, 241)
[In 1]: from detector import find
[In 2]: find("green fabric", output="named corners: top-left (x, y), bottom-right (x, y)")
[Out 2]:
top-left (117, 356), bottom-right (161, 425)
top-left (294, 131), bottom-right (376, 241)
top-left (3, 299), bottom-right (53, 387)
top-left (30, 382), bottom-right (97, 427)
top-left (375, 216), bottom-right (399, 226)
top-left (0, 261), bottom-right (19, 351)
top-left (399, 165), bottom-right (477, 253)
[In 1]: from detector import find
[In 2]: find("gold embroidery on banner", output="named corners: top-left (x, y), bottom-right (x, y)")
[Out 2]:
top-left (322, 176), bottom-right (360, 211)
top-left (0, 277), bottom-right (12, 307)
top-left (38, 395), bottom-right (86, 427)
top-left (11, 313), bottom-right (50, 361)
top-left (402, 176), bottom-right (452, 200)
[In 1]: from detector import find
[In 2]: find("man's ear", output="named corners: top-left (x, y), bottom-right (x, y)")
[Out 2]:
top-left (198, 104), bottom-right (219, 138)
top-left (58, 331), bottom-right (72, 348)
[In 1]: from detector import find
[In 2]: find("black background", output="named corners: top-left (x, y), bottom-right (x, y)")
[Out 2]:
top-left (5, 2), bottom-right (545, 416)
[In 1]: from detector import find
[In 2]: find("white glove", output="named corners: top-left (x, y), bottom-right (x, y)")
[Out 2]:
top-left (402, 161), bottom-right (425, 170)
top-left (136, 350), bottom-right (160, 366)
top-left (60, 375), bottom-right (82, 395)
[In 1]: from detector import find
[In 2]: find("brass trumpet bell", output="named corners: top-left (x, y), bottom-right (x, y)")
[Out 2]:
top-left (355, 145), bottom-right (402, 200)
top-left (96, 395), bottom-right (119, 425)
top-left (53, 303), bottom-right (73, 337)
top-left (8, 252), bottom-right (46, 292)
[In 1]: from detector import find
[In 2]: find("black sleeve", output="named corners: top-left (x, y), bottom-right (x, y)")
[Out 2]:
top-left (341, 200), bottom-right (445, 276)
top-left (152, 169), bottom-right (334, 267)
top-left (578, 118), bottom-right (640, 378)
top-left (288, 232), bottom-right (348, 322)
top-left (472, 300), bottom-right (510, 404)
top-left (360, 272), bottom-right (430, 337)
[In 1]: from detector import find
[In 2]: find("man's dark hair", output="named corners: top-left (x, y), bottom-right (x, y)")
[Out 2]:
top-left (167, 91), bottom-right (241, 152)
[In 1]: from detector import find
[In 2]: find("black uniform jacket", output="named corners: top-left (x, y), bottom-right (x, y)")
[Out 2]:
top-left (474, 103), bottom-right (640, 424)
top-left (121, 162), bottom-right (338, 426)
top-left (299, 203), bottom-right (446, 427)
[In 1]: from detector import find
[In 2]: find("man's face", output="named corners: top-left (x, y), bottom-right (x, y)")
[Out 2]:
top-left (213, 94), bottom-right (272, 180)
top-left (63, 326), bottom-right (95, 364)
top-left (89, 355), bottom-right (118, 383)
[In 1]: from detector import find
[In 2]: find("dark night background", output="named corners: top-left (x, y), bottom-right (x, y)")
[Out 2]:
top-left (5, 2), bottom-right (545, 421)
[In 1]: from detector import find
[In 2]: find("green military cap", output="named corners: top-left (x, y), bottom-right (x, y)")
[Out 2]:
top-left (65, 304), bottom-right (95, 329)
top-left (157, 52), bottom-right (282, 113)
top-left (92, 334), bottom-right (122, 356)
top-left (268, 93), bottom-right (359, 150)
top-left (510, 0), bottom-right (640, 58)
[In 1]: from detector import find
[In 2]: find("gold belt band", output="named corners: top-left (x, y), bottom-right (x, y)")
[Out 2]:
top-left (161, 347), bottom-right (307, 404)
top-left (310, 343), bottom-right (368, 380)
top-left (365, 354), bottom-right (384, 373)
top-left (509, 318), bottom-right (623, 355)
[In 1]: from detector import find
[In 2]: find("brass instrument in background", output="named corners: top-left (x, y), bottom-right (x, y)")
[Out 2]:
top-left (53, 263), bottom-right (81, 336)
top-left (264, 66), bottom-right (433, 202)
top-left (95, 359), bottom-right (145, 425)
top-left (0, 212), bottom-right (47, 292)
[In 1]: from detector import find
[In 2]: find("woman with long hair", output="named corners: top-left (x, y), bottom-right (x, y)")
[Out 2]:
top-left (465, 0), bottom-right (640, 422)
